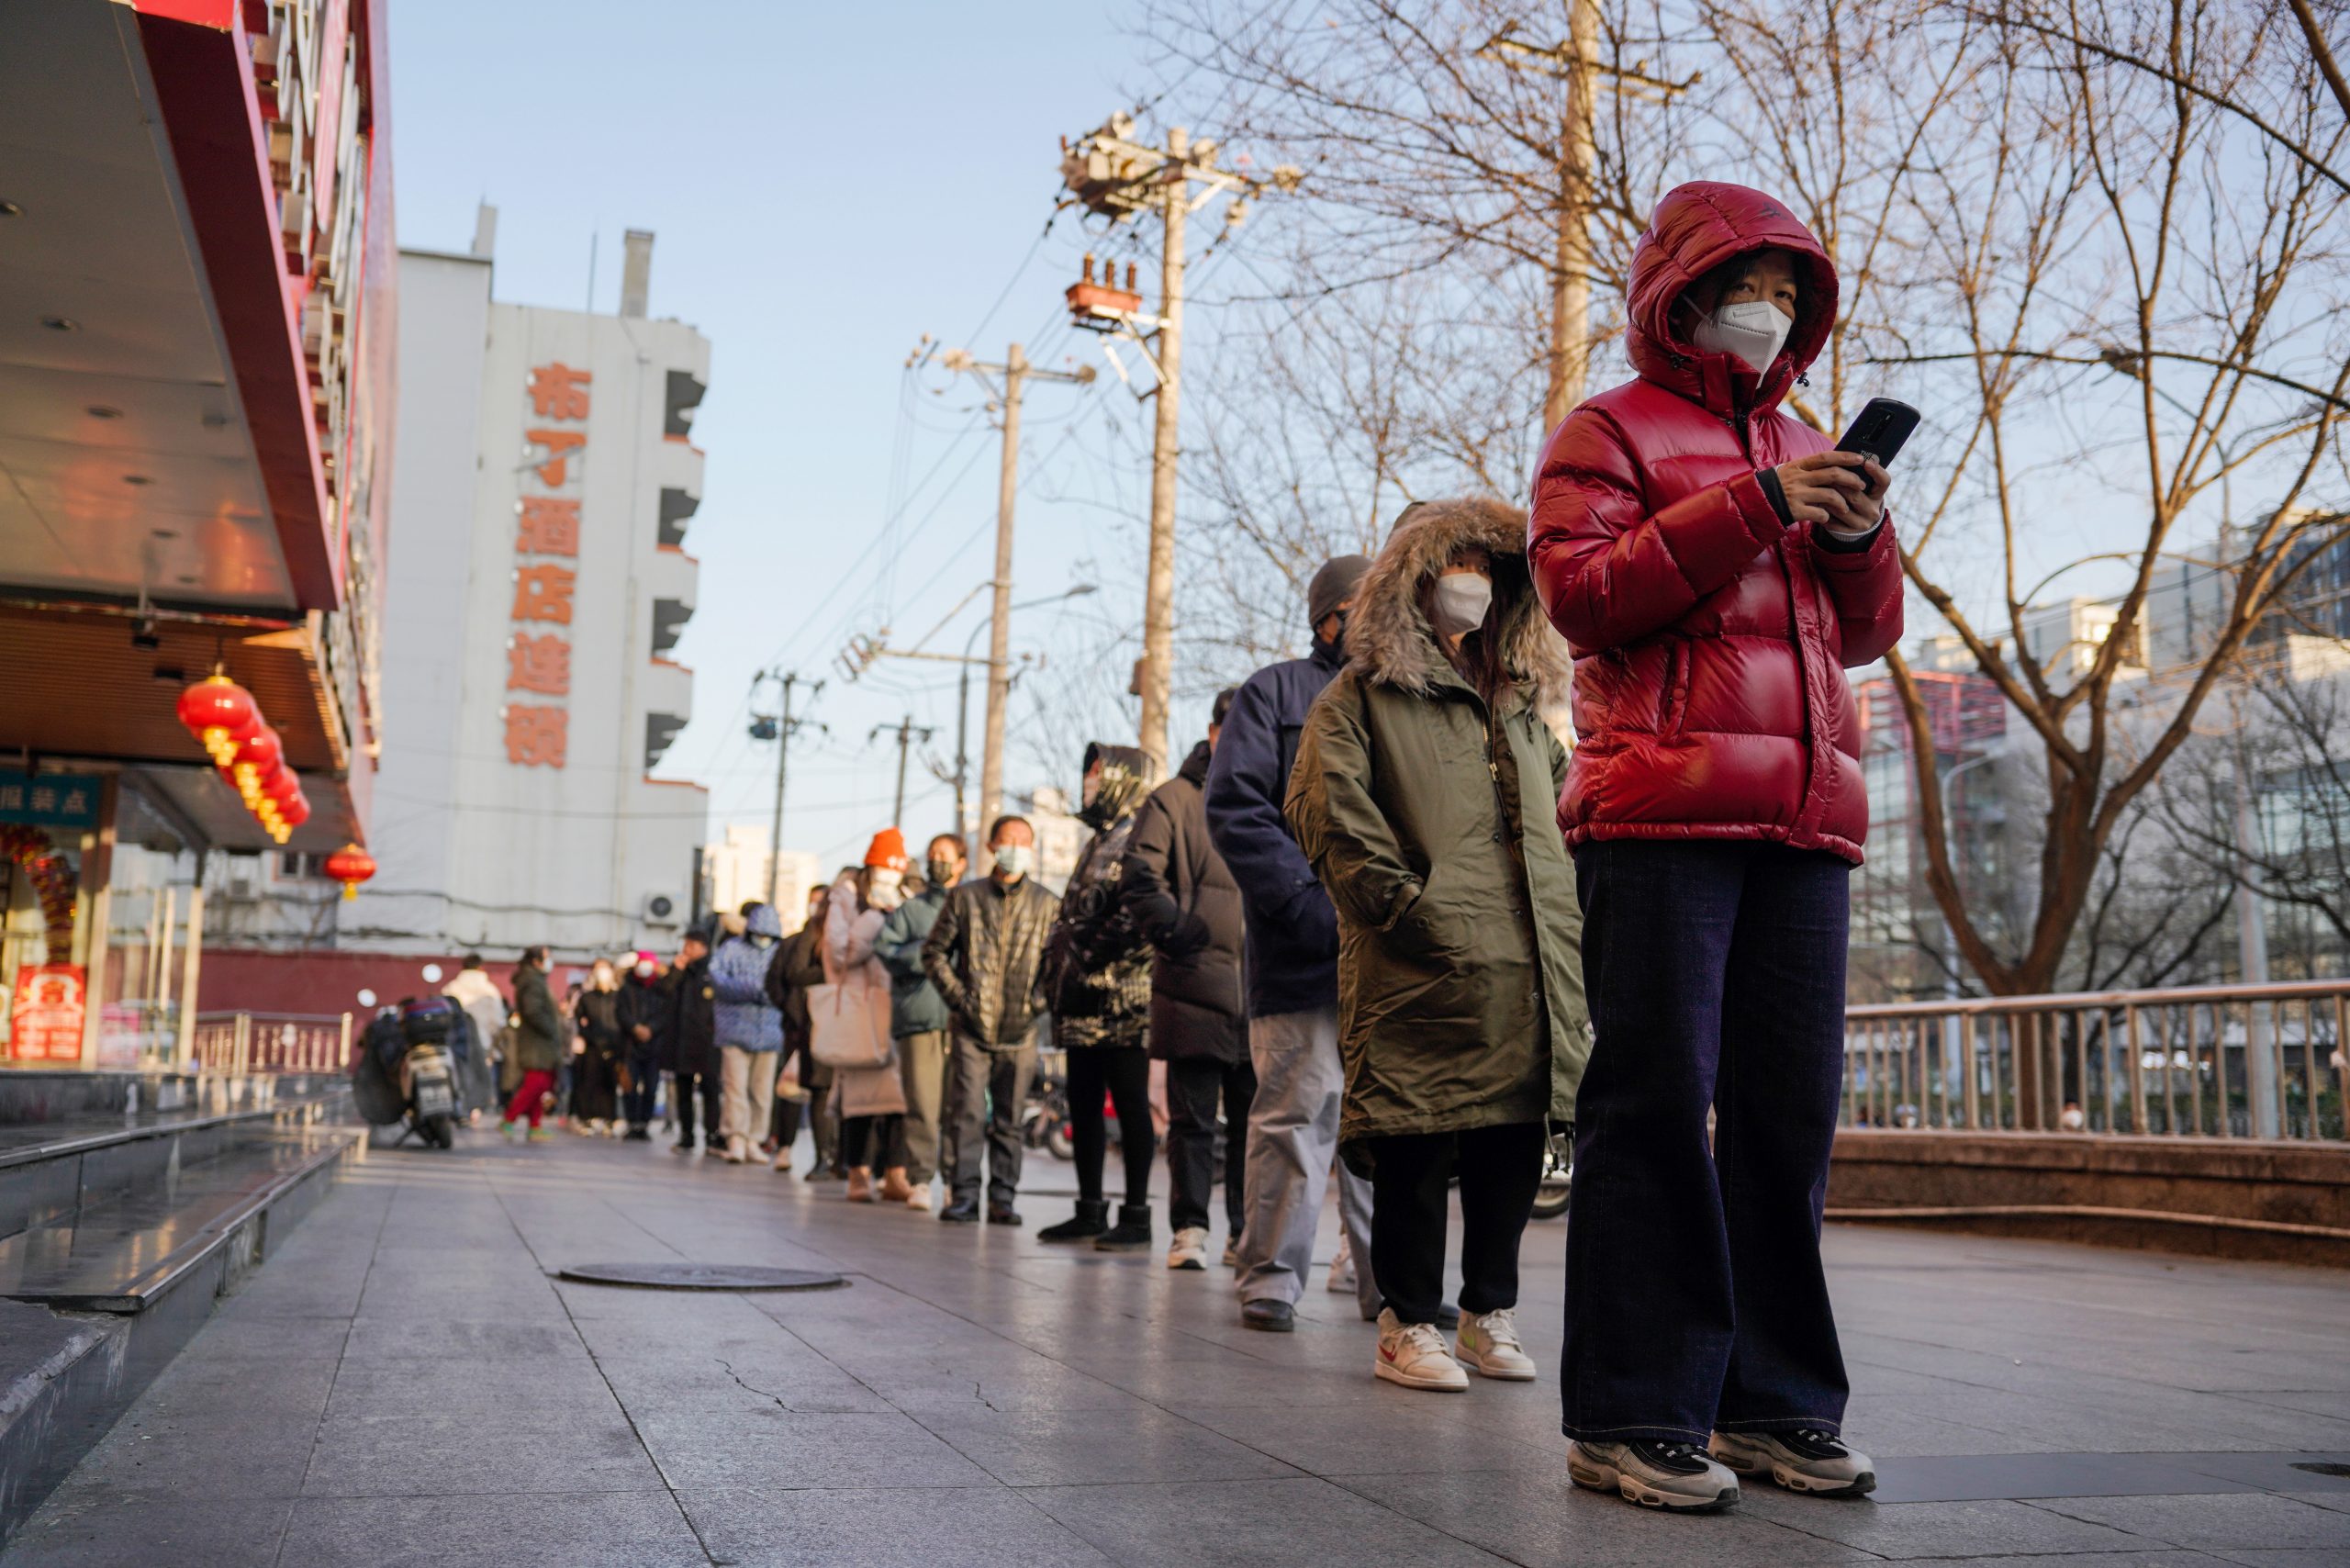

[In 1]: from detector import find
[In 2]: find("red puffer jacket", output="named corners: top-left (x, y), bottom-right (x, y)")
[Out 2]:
top-left (1528, 182), bottom-right (1904, 864)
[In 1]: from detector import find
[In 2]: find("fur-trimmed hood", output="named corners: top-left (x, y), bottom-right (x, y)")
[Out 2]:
top-left (1347, 497), bottom-right (1572, 708)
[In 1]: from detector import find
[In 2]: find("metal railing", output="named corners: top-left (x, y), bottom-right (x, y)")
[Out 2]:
top-left (190, 1012), bottom-right (353, 1076)
top-left (1843, 980), bottom-right (2349, 1142)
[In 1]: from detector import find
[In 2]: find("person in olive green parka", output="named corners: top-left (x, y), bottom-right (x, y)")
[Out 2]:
top-left (1286, 496), bottom-right (1590, 1390)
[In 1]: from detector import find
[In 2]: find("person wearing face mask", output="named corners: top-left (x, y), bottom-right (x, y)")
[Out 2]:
top-left (1288, 500), bottom-right (1592, 1396)
top-left (617, 950), bottom-right (668, 1140)
top-left (827, 834), bottom-right (914, 1204)
top-left (1205, 553), bottom-right (1384, 1331)
top-left (570, 958), bottom-right (627, 1136)
top-left (709, 900), bottom-right (788, 1163)
top-left (770, 885), bottom-right (839, 1176)
top-left (923, 815), bottom-right (1061, 1225)
top-left (874, 833), bottom-right (966, 1210)
top-left (1035, 745), bottom-right (1157, 1250)
top-left (1120, 689), bottom-right (1252, 1271)
top-left (1528, 183), bottom-right (1899, 1509)
top-left (659, 924), bottom-right (722, 1154)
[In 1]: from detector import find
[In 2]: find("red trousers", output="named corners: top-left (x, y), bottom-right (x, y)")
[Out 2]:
top-left (504, 1069), bottom-right (556, 1128)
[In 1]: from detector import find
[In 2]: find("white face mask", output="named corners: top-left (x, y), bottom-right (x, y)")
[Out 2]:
top-left (1430, 573), bottom-right (1493, 638)
top-left (991, 844), bottom-right (1032, 878)
top-left (867, 868), bottom-right (904, 910)
top-left (1692, 298), bottom-right (1792, 374)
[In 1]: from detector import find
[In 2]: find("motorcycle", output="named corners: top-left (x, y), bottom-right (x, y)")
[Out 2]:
top-left (1021, 1049), bottom-right (1074, 1160)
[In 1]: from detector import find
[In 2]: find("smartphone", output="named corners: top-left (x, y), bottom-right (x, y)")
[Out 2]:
top-left (1834, 398), bottom-right (1920, 468)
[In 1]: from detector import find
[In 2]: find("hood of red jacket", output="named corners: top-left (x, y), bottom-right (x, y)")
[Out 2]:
top-left (1625, 182), bottom-right (1838, 419)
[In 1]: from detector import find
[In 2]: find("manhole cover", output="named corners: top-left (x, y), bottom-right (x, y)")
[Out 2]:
top-left (558, 1263), bottom-right (846, 1292)
top-left (2292, 1462), bottom-right (2350, 1478)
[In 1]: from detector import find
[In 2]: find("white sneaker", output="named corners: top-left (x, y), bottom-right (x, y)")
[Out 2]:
top-left (1570, 1439), bottom-right (1740, 1511)
top-left (905, 1183), bottom-right (933, 1210)
top-left (1454, 1306), bottom-right (1536, 1381)
top-left (1167, 1226), bottom-right (1209, 1271)
top-left (1373, 1307), bottom-right (1468, 1392)
top-left (1709, 1428), bottom-right (1876, 1496)
top-left (1327, 1231), bottom-right (1356, 1292)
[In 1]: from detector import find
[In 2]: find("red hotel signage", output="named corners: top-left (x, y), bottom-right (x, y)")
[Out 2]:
top-left (505, 362), bottom-right (589, 769)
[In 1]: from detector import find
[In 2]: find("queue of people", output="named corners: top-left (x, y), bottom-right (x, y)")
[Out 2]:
top-left (456, 180), bottom-right (1892, 1518)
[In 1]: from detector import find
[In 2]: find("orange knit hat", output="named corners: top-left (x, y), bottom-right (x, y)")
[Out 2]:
top-left (864, 827), bottom-right (909, 870)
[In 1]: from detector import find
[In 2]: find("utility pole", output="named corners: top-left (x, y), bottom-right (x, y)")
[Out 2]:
top-left (749, 671), bottom-right (822, 909)
top-left (869, 716), bottom-right (936, 826)
top-left (1060, 115), bottom-right (1296, 778)
top-left (1483, 9), bottom-right (1695, 431)
top-left (934, 343), bottom-right (1092, 844)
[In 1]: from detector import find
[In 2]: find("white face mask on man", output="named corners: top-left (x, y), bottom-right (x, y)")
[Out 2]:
top-left (1429, 572), bottom-right (1493, 639)
top-left (1692, 298), bottom-right (1792, 374)
top-left (991, 843), bottom-right (1032, 879)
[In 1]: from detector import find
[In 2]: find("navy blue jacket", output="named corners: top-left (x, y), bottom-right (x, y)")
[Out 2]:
top-left (1204, 639), bottom-right (1346, 1018)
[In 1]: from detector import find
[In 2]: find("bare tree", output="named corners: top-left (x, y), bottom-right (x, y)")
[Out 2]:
top-left (2154, 660), bottom-right (2350, 958)
top-left (1139, 0), bottom-right (2349, 1047)
top-left (1873, 0), bottom-right (2350, 1016)
top-left (1179, 252), bottom-right (1540, 681)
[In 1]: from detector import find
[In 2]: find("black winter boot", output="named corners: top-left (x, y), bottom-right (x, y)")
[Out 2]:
top-left (1039, 1198), bottom-right (1109, 1244)
top-left (1092, 1204), bottom-right (1153, 1252)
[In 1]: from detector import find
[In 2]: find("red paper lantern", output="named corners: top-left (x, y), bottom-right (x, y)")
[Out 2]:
top-left (235, 725), bottom-right (284, 773)
top-left (260, 766), bottom-right (301, 805)
top-left (177, 676), bottom-right (259, 764)
top-left (323, 844), bottom-right (375, 902)
top-left (280, 793), bottom-right (310, 828)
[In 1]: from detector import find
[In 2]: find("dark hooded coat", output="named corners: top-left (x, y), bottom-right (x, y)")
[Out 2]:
top-left (1120, 740), bottom-right (1247, 1064)
top-left (1286, 498), bottom-right (1593, 1147)
top-left (1528, 181), bottom-right (1904, 863)
top-left (1041, 743), bottom-right (1154, 1051)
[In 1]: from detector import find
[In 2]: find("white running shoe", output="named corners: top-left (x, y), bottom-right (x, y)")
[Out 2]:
top-left (1167, 1226), bottom-right (1209, 1271)
top-left (1454, 1306), bottom-right (1536, 1381)
top-left (905, 1183), bottom-right (933, 1211)
top-left (1709, 1428), bottom-right (1876, 1496)
top-left (1373, 1307), bottom-right (1468, 1392)
top-left (1570, 1439), bottom-right (1740, 1511)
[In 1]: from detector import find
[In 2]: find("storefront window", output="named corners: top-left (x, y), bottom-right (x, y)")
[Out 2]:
top-left (94, 786), bottom-right (199, 1071)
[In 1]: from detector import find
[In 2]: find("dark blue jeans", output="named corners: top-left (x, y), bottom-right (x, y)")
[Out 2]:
top-left (624, 1046), bottom-right (661, 1127)
top-left (1562, 840), bottom-right (1852, 1445)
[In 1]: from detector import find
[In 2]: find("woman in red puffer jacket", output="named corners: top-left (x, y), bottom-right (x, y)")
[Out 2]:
top-left (1528, 182), bottom-right (1901, 1514)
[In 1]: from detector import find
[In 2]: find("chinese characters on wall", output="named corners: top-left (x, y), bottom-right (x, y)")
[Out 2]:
top-left (506, 363), bottom-right (589, 768)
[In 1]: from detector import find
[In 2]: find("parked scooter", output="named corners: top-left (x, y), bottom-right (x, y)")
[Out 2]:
top-left (352, 999), bottom-right (474, 1149)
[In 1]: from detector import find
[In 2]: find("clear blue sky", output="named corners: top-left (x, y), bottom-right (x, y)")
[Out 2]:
top-left (387, 0), bottom-right (1174, 871)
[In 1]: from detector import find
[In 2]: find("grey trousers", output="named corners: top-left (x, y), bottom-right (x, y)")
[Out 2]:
top-left (945, 1031), bottom-right (1036, 1204)
top-left (1236, 1005), bottom-right (1380, 1316)
top-left (898, 1029), bottom-right (950, 1184)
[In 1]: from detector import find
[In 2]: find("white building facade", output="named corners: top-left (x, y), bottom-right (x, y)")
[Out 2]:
top-left (348, 225), bottom-right (707, 959)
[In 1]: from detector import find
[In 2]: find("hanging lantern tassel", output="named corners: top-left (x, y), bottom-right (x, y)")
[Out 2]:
top-left (323, 843), bottom-right (375, 901)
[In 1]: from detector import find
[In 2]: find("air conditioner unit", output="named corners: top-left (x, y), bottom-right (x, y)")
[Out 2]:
top-left (226, 878), bottom-right (256, 902)
top-left (642, 892), bottom-right (681, 926)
